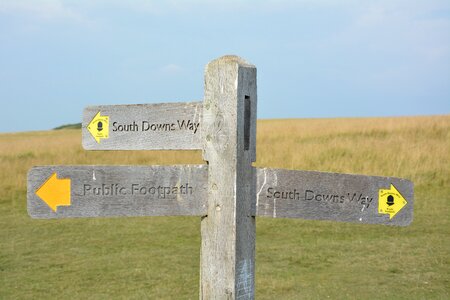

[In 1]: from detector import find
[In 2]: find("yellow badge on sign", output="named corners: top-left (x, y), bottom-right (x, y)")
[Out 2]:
top-left (87, 112), bottom-right (109, 143)
top-left (378, 184), bottom-right (407, 219)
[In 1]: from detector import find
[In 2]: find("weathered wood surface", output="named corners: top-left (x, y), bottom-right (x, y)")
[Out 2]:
top-left (200, 56), bottom-right (257, 299)
top-left (256, 168), bottom-right (414, 226)
top-left (82, 102), bottom-right (202, 150)
top-left (28, 165), bottom-right (207, 219)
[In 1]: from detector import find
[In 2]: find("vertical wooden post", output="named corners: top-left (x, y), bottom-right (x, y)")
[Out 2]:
top-left (201, 55), bottom-right (257, 299)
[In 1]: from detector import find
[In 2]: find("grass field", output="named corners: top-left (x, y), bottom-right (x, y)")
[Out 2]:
top-left (0, 116), bottom-right (449, 299)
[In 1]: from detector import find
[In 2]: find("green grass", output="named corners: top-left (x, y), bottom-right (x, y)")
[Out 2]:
top-left (0, 116), bottom-right (449, 299)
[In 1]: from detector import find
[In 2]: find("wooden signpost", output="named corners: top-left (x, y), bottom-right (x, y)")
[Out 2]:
top-left (27, 55), bottom-right (414, 299)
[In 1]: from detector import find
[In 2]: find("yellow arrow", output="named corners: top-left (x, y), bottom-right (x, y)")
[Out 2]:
top-left (378, 184), bottom-right (407, 219)
top-left (87, 111), bottom-right (109, 143)
top-left (35, 173), bottom-right (71, 212)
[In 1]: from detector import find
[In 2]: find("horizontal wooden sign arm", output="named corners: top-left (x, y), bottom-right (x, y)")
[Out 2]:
top-left (82, 102), bottom-right (203, 150)
top-left (28, 165), bottom-right (208, 219)
top-left (254, 168), bottom-right (414, 226)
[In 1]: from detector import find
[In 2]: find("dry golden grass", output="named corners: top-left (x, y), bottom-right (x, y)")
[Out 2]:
top-left (1, 115), bottom-right (447, 191)
top-left (256, 116), bottom-right (449, 185)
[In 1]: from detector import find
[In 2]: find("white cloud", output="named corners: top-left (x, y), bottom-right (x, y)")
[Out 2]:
top-left (69, 0), bottom-right (360, 15)
top-left (320, 1), bottom-right (450, 58)
top-left (0, 0), bottom-right (92, 25)
top-left (310, 0), bottom-right (450, 90)
top-left (160, 63), bottom-right (183, 75)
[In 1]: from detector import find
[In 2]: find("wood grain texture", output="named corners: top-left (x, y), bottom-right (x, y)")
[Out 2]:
top-left (82, 102), bottom-right (202, 150)
top-left (28, 165), bottom-right (207, 219)
top-left (255, 168), bottom-right (414, 226)
top-left (200, 56), bottom-right (257, 300)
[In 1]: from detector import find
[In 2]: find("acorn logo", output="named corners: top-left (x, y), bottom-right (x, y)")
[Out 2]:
top-left (386, 195), bottom-right (394, 206)
top-left (97, 121), bottom-right (103, 132)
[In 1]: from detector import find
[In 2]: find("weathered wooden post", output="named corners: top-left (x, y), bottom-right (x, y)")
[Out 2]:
top-left (201, 56), bottom-right (257, 299)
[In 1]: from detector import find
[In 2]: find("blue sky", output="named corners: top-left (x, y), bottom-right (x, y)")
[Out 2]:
top-left (0, 0), bottom-right (449, 133)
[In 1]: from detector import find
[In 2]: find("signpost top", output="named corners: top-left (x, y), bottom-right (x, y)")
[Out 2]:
top-left (202, 55), bottom-right (257, 162)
